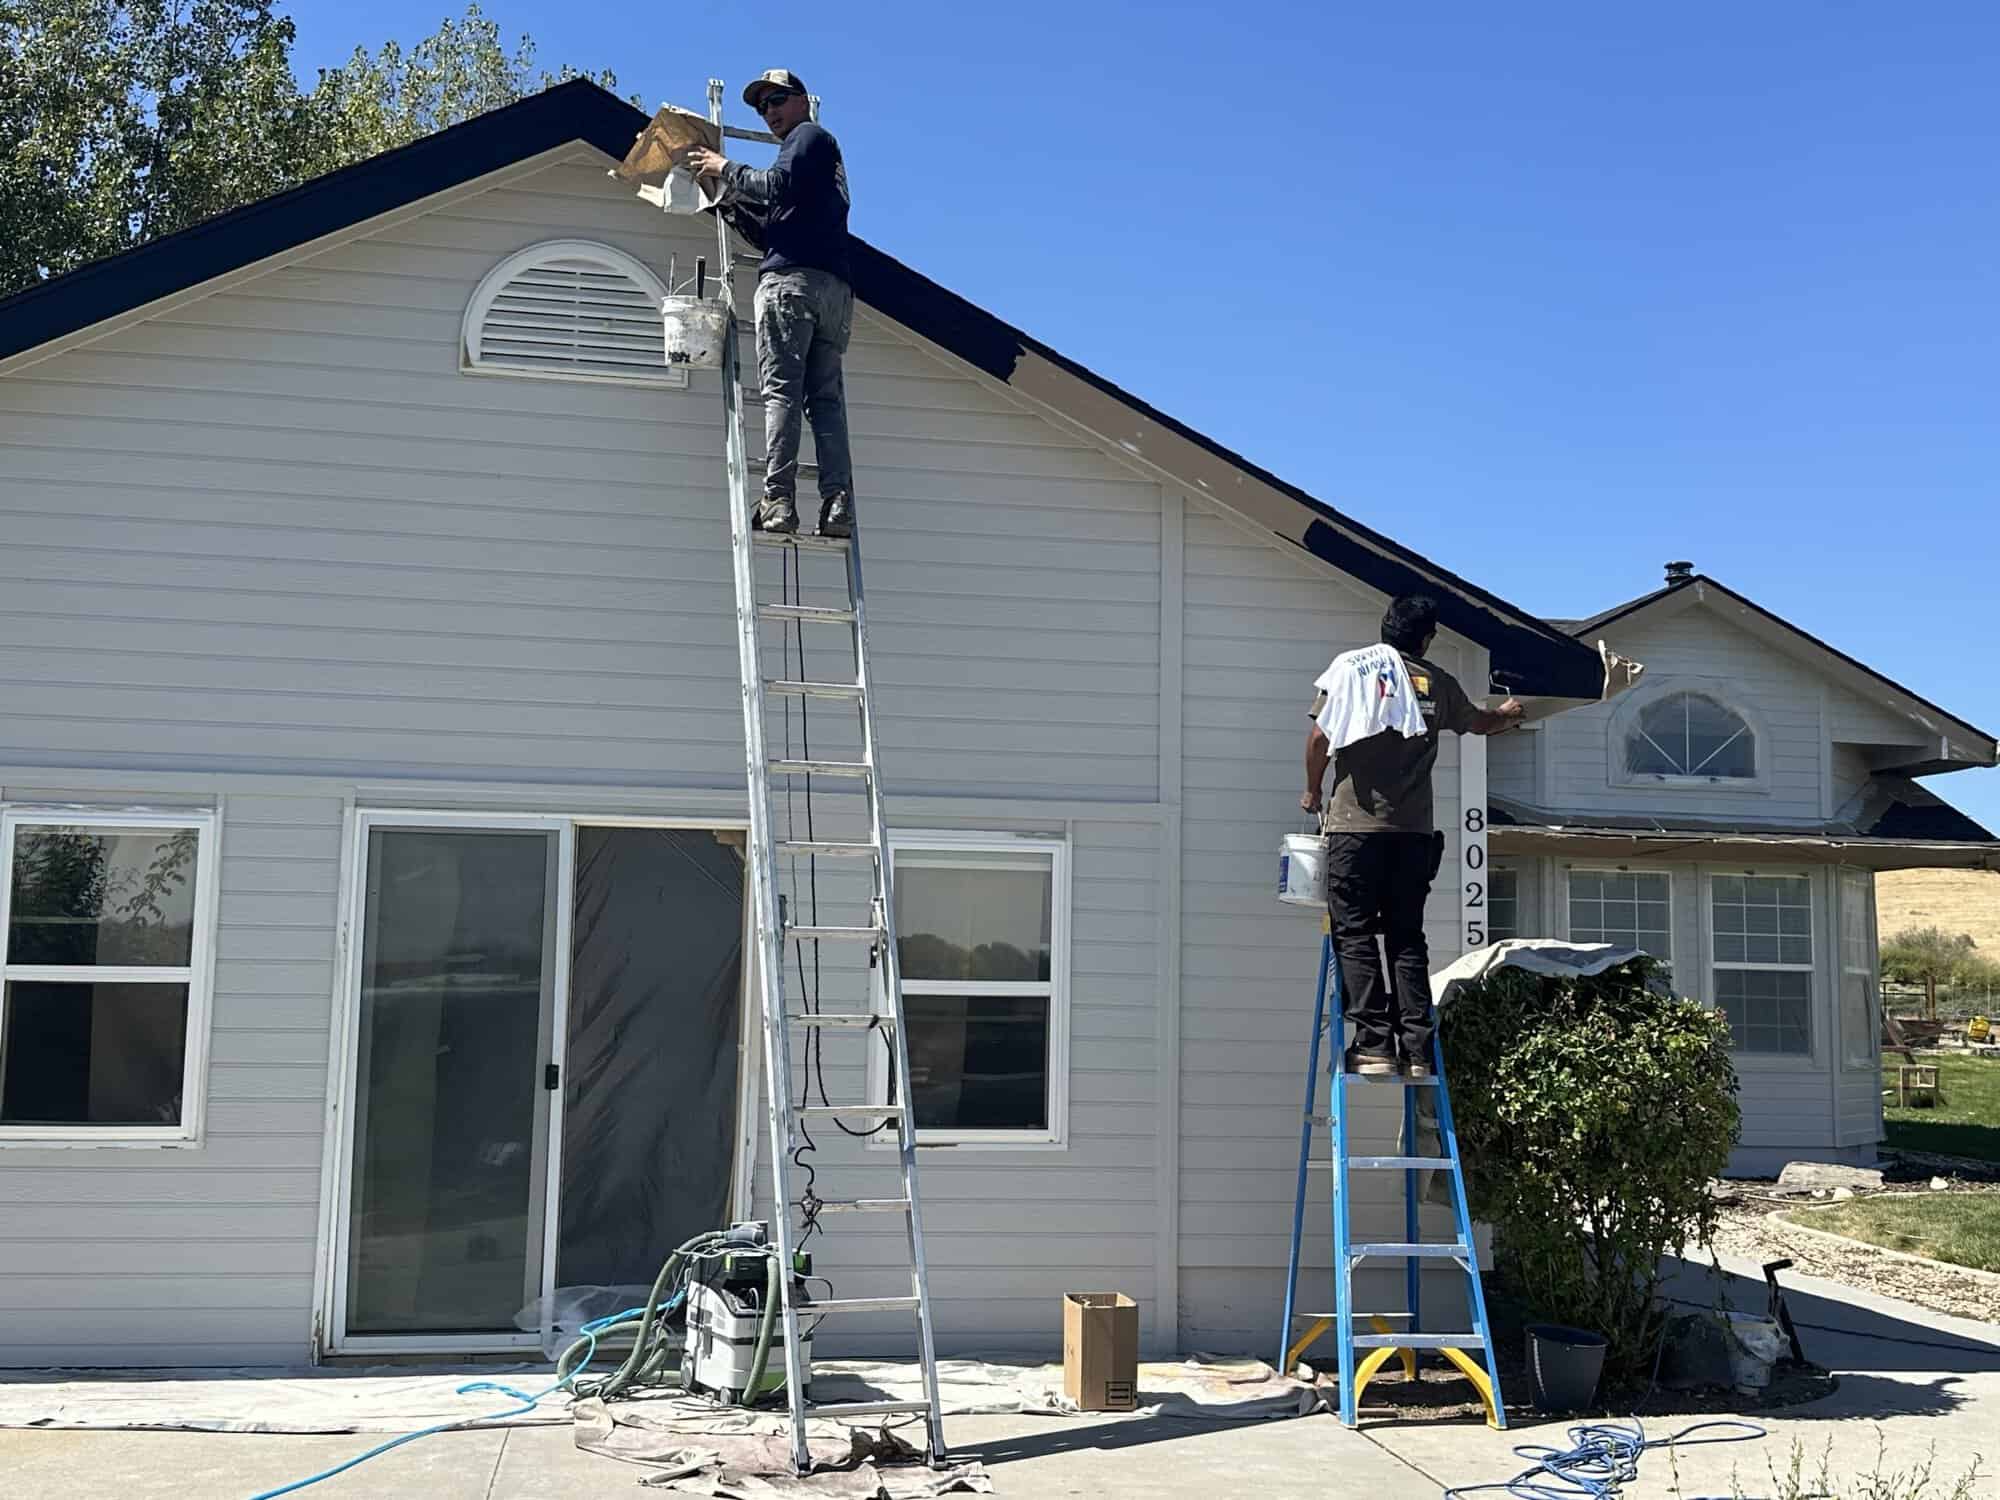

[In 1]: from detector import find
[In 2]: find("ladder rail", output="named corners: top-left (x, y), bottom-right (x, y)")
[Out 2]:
top-left (708, 77), bottom-right (813, 1476)
top-left (1277, 925), bottom-right (1333, 1372)
top-left (847, 528), bottom-right (947, 1461)
top-left (1433, 1031), bottom-right (1507, 1428)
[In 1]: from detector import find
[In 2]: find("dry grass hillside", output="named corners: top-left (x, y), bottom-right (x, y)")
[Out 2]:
top-left (1877, 868), bottom-right (2000, 952)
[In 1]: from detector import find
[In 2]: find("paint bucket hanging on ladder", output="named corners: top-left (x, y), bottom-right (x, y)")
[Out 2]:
top-left (1278, 830), bottom-right (1327, 907)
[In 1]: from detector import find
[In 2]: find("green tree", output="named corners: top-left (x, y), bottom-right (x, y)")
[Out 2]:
top-left (1881, 926), bottom-right (1983, 1020)
top-left (301, 5), bottom-right (622, 173)
top-left (0, 0), bottom-right (316, 291)
top-left (0, 2), bottom-right (628, 296)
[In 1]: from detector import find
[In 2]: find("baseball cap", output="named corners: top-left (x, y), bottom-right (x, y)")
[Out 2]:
top-left (743, 69), bottom-right (807, 108)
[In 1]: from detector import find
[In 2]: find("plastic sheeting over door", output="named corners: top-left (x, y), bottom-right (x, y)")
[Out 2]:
top-left (557, 827), bottom-right (746, 1289)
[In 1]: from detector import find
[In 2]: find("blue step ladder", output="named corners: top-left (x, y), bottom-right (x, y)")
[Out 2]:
top-left (1277, 917), bottom-right (1506, 1429)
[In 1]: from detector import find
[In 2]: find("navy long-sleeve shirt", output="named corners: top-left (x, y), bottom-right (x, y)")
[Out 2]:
top-left (721, 121), bottom-right (851, 282)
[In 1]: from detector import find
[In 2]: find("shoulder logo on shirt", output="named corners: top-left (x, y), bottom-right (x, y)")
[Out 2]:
top-left (1409, 670), bottom-right (1431, 697)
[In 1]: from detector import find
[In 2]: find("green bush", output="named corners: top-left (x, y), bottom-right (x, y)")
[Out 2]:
top-left (1440, 957), bottom-right (1739, 1384)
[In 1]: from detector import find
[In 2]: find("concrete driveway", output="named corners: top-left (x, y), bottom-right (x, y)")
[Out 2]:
top-left (3, 1252), bottom-right (1991, 1500)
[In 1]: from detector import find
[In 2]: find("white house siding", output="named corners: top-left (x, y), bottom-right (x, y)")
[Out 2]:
top-left (747, 809), bottom-right (1167, 1357)
top-left (1544, 608), bottom-right (1931, 826)
top-left (0, 778), bottom-right (341, 1366)
top-left (0, 150), bottom-right (1180, 1363)
top-left (1174, 503), bottom-right (1484, 1352)
top-left (0, 153), bottom-right (1159, 800)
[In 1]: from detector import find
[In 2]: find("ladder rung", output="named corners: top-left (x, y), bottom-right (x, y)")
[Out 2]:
top-left (1340, 1073), bottom-right (1440, 1086)
top-left (1348, 1156), bottom-right (1455, 1170)
top-left (803, 1400), bottom-right (933, 1419)
top-left (798, 1296), bottom-right (920, 1313)
top-left (754, 531), bottom-right (851, 552)
top-left (1289, 1311), bottom-right (1416, 1322)
top-left (788, 1013), bottom-right (894, 1029)
top-left (812, 1198), bottom-right (911, 1214)
top-left (1350, 1243), bottom-right (1470, 1260)
top-left (777, 840), bottom-right (878, 859)
top-left (800, 1104), bottom-right (906, 1120)
top-left (759, 603), bottom-right (856, 625)
top-left (786, 924), bottom-right (884, 942)
top-left (766, 678), bottom-right (864, 701)
top-left (1353, 1333), bottom-right (1487, 1350)
top-left (769, 758), bottom-right (871, 778)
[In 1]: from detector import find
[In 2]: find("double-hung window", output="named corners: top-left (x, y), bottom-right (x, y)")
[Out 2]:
top-left (0, 810), bottom-right (219, 1142)
top-left (885, 833), bottom-right (1069, 1146)
top-left (1839, 871), bottom-right (1877, 1069)
top-left (1709, 873), bottom-right (1814, 1056)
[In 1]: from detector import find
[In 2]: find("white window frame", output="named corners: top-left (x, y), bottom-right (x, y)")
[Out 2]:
top-left (1486, 862), bottom-right (1524, 943)
top-left (0, 806), bottom-right (221, 1147)
top-left (874, 830), bottom-right (1071, 1150)
top-left (1608, 681), bottom-right (1771, 795)
top-left (1838, 868), bottom-right (1879, 1071)
top-left (1704, 868), bottom-right (1818, 1063)
top-left (460, 238), bottom-right (689, 390)
top-left (1563, 863), bottom-right (1675, 965)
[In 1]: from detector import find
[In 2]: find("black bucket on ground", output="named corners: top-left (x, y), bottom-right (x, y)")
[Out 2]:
top-left (1525, 1324), bottom-right (1607, 1412)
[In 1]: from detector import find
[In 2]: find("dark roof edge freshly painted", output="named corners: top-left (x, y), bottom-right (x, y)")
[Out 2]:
top-left (1565, 575), bottom-right (1996, 752)
top-left (0, 80), bottom-right (1602, 698)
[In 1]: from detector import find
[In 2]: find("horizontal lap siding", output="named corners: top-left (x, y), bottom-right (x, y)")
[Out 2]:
top-left (1556, 611), bottom-right (1828, 822)
top-left (755, 816), bottom-right (1165, 1356)
top-left (1176, 506), bottom-right (1484, 1352)
top-left (0, 154), bottom-right (1159, 801)
top-left (0, 788), bottom-right (341, 1366)
top-left (0, 154), bottom-right (1168, 1363)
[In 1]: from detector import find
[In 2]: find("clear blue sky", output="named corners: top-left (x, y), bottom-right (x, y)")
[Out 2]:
top-left (288, 2), bottom-right (2000, 826)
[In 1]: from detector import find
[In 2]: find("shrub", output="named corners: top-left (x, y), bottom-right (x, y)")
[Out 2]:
top-left (1440, 957), bottom-right (1739, 1384)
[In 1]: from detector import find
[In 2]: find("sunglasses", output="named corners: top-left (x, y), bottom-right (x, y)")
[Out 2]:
top-left (757, 90), bottom-right (797, 113)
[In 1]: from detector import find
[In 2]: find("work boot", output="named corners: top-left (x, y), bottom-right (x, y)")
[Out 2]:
top-left (1349, 1048), bottom-right (1398, 1078)
top-left (751, 496), bottom-right (799, 534)
top-left (817, 491), bottom-right (855, 539)
top-left (1404, 1061), bottom-right (1433, 1081)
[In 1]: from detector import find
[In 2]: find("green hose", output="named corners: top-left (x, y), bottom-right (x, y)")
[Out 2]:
top-left (743, 1248), bottom-right (782, 1399)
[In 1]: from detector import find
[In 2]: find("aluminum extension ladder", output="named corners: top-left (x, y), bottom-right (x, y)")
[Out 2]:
top-left (1276, 917), bottom-right (1506, 1429)
top-left (701, 79), bottom-right (945, 1471)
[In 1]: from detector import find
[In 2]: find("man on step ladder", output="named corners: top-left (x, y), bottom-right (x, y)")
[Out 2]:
top-left (687, 68), bottom-right (857, 539)
top-left (1301, 595), bottom-right (1523, 1077)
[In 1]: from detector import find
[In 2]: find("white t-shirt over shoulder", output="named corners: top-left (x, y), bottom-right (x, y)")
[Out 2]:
top-left (1311, 643), bottom-right (1427, 751)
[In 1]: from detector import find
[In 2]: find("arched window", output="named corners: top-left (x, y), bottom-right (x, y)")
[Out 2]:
top-left (1626, 690), bottom-right (1756, 779)
top-left (461, 239), bottom-right (684, 387)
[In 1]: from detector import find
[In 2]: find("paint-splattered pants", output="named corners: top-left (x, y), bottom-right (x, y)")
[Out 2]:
top-left (755, 268), bottom-right (854, 503)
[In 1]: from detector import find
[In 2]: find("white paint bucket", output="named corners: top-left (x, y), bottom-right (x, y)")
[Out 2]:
top-left (1723, 1312), bottom-right (1785, 1392)
top-left (661, 295), bottom-right (730, 370)
top-left (1278, 833), bottom-right (1327, 907)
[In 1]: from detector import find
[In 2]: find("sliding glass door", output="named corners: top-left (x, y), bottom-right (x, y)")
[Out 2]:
top-left (340, 821), bottom-right (561, 1344)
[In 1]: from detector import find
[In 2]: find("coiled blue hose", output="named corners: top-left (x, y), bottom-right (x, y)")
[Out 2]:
top-left (1443, 1418), bottom-right (1767, 1500)
top-left (244, 1302), bottom-right (652, 1500)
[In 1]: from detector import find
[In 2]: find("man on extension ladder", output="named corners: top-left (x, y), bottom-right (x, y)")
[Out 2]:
top-left (687, 68), bottom-right (857, 538)
top-left (1302, 595), bottom-right (1523, 1077)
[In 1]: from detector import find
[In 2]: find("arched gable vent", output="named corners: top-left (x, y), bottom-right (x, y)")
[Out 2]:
top-left (462, 239), bottom-right (684, 387)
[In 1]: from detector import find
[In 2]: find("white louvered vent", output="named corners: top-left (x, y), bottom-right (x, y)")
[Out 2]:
top-left (462, 239), bottom-right (687, 388)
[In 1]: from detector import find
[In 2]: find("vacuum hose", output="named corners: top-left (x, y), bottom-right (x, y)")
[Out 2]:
top-left (559, 1227), bottom-right (786, 1405)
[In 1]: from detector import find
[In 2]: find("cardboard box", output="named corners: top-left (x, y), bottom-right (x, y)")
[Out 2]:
top-left (1062, 1292), bottom-right (1138, 1411)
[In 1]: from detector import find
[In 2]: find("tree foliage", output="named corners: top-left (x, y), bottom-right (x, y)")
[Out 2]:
top-left (0, 1), bottom-right (627, 296)
top-left (1880, 926), bottom-right (1994, 1019)
top-left (1440, 958), bottom-right (1740, 1385)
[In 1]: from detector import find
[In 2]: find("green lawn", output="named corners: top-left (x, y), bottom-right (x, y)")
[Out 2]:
top-left (1881, 1054), bottom-right (2000, 1163)
top-left (1784, 1193), bottom-right (2000, 1274)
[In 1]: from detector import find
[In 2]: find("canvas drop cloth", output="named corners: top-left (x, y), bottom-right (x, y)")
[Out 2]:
top-left (1429, 939), bottom-right (1651, 1007)
top-left (0, 1354), bottom-right (1320, 1436)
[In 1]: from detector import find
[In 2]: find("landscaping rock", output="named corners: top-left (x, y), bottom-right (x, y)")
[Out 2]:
top-left (1932, 1176), bottom-right (1951, 1191)
top-left (1775, 1161), bottom-right (1885, 1195)
top-left (1660, 1311), bottom-right (1735, 1392)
